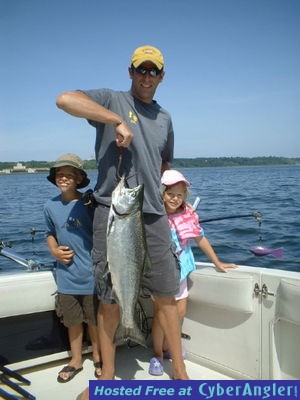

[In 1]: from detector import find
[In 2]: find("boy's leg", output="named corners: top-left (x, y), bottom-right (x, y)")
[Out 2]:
top-left (76, 304), bottom-right (119, 394)
top-left (68, 324), bottom-right (84, 366)
top-left (83, 294), bottom-right (101, 372)
top-left (87, 324), bottom-right (102, 376)
top-left (58, 324), bottom-right (83, 381)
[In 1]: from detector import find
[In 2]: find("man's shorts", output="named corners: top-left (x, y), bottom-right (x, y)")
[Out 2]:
top-left (55, 293), bottom-right (98, 327)
top-left (92, 204), bottom-right (180, 304)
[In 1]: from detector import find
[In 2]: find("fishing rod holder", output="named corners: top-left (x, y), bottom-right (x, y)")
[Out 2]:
top-left (0, 239), bottom-right (54, 272)
top-left (0, 240), bottom-right (12, 250)
top-left (254, 283), bottom-right (275, 298)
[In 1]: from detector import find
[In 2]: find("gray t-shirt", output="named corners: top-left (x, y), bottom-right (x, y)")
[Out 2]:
top-left (82, 89), bottom-right (174, 215)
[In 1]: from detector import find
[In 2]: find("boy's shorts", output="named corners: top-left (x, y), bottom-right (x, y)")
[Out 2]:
top-left (55, 293), bottom-right (98, 327)
top-left (93, 204), bottom-right (180, 304)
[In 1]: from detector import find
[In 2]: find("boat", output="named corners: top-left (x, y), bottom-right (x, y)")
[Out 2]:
top-left (0, 241), bottom-right (300, 400)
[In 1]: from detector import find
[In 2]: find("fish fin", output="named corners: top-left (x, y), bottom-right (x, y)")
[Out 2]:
top-left (271, 248), bottom-right (284, 259)
top-left (114, 323), bottom-right (147, 348)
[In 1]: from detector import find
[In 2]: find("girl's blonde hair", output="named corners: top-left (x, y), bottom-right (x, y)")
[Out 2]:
top-left (161, 182), bottom-right (190, 206)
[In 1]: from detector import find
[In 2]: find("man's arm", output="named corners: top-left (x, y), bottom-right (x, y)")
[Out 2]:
top-left (56, 91), bottom-right (133, 147)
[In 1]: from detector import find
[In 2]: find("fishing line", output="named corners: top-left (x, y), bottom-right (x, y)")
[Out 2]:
top-left (116, 148), bottom-right (123, 180)
top-left (257, 215), bottom-right (264, 244)
top-left (127, 300), bottom-right (151, 348)
top-left (116, 148), bottom-right (135, 186)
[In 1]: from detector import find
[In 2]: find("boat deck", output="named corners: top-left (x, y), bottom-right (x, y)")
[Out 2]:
top-left (1, 346), bottom-right (232, 400)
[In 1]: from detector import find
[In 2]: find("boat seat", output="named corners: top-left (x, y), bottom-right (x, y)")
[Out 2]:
top-left (188, 268), bottom-right (254, 314)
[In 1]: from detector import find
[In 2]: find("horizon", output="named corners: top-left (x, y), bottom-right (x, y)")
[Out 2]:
top-left (1, 155), bottom-right (299, 164)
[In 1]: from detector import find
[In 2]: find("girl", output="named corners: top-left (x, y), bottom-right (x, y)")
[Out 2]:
top-left (149, 169), bottom-right (237, 376)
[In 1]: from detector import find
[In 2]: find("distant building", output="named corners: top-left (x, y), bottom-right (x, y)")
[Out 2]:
top-left (0, 162), bottom-right (36, 174)
top-left (12, 162), bottom-right (27, 172)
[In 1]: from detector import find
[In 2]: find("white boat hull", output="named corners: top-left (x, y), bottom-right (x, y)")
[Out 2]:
top-left (184, 263), bottom-right (300, 380)
top-left (0, 262), bottom-right (300, 398)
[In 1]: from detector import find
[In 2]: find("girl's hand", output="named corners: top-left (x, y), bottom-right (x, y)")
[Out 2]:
top-left (215, 262), bottom-right (237, 273)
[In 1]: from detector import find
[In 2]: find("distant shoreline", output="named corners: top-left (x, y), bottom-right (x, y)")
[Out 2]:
top-left (0, 156), bottom-right (299, 174)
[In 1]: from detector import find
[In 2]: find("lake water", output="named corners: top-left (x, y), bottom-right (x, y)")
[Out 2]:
top-left (0, 165), bottom-right (299, 273)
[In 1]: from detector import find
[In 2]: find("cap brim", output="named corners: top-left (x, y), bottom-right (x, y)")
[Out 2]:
top-left (162, 178), bottom-right (190, 187)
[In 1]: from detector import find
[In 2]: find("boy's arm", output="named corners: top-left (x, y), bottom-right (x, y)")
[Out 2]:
top-left (46, 235), bottom-right (74, 265)
top-left (193, 236), bottom-right (237, 273)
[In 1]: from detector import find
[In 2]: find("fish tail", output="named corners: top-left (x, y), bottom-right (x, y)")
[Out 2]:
top-left (114, 323), bottom-right (147, 348)
top-left (271, 248), bottom-right (284, 259)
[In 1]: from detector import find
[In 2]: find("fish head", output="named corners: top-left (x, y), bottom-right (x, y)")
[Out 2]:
top-left (112, 176), bottom-right (144, 215)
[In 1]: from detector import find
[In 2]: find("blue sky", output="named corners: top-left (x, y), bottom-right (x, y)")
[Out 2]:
top-left (1, 0), bottom-right (299, 161)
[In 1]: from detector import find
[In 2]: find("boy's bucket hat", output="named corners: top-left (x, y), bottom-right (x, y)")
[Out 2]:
top-left (47, 153), bottom-right (90, 189)
top-left (161, 170), bottom-right (190, 187)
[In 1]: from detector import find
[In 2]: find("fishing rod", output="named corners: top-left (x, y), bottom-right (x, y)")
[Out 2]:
top-left (191, 197), bottom-right (262, 223)
top-left (200, 211), bottom-right (262, 223)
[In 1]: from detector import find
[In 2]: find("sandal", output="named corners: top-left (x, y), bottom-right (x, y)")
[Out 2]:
top-left (94, 361), bottom-right (103, 379)
top-left (148, 357), bottom-right (163, 376)
top-left (57, 365), bottom-right (83, 383)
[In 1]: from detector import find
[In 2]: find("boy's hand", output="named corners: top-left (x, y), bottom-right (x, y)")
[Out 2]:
top-left (52, 246), bottom-right (74, 265)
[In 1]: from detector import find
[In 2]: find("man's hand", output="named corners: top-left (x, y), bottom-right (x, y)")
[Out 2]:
top-left (115, 121), bottom-right (133, 148)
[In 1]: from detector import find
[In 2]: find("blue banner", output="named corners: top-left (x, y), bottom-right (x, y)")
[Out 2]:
top-left (89, 380), bottom-right (299, 400)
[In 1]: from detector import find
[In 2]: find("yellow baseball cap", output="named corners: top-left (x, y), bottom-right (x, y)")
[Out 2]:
top-left (131, 45), bottom-right (164, 70)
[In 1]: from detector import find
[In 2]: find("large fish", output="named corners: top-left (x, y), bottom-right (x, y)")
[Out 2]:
top-left (107, 176), bottom-right (149, 347)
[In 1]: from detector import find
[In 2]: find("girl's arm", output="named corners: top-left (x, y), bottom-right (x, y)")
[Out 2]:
top-left (193, 236), bottom-right (237, 273)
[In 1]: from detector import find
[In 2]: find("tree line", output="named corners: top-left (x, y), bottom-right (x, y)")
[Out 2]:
top-left (0, 156), bottom-right (299, 171)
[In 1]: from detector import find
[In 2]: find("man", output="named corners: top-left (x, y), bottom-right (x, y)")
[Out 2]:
top-left (56, 45), bottom-right (188, 391)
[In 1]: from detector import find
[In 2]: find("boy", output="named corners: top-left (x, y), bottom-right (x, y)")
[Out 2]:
top-left (44, 153), bottom-right (101, 382)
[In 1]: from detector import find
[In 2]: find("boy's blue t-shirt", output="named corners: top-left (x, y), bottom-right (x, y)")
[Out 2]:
top-left (44, 195), bottom-right (95, 294)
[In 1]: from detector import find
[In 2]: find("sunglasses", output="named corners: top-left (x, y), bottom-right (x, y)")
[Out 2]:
top-left (133, 66), bottom-right (162, 77)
